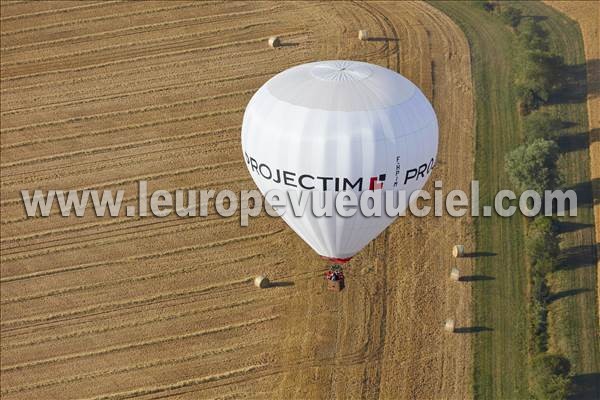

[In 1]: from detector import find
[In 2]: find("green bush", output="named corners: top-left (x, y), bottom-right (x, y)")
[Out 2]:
top-left (531, 272), bottom-right (551, 302)
top-left (529, 274), bottom-right (549, 353)
top-left (500, 6), bottom-right (522, 27)
top-left (523, 112), bottom-right (563, 142)
top-left (515, 50), bottom-right (564, 113)
top-left (526, 217), bottom-right (559, 354)
top-left (473, 0), bottom-right (496, 12)
top-left (532, 257), bottom-right (555, 277)
top-left (513, 18), bottom-right (564, 113)
top-left (526, 217), bottom-right (560, 267)
top-left (516, 87), bottom-right (539, 115)
top-left (518, 19), bottom-right (549, 51)
top-left (530, 354), bottom-right (572, 400)
top-left (505, 139), bottom-right (561, 194)
top-left (525, 50), bottom-right (564, 90)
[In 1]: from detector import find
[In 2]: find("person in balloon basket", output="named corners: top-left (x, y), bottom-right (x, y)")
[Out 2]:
top-left (325, 268), bottom-right (344, 282)
top-left (326, 268), bottom-right (345, 292)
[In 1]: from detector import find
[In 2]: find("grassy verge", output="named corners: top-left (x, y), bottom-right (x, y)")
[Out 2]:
top-left (430, 3), bottom-right (528, 398)
top-left (432, 1), bottom-right (599, 399)
top-left (517, 3), bottom-right (600, 398)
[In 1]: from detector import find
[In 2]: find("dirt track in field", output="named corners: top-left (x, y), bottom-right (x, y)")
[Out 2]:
top-left (0, 2), bottom-right (474, 399)
top-left (545, 0), bottom-right (600, 325)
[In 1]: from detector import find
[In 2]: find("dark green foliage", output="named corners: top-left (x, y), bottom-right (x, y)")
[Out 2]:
top-left (473, 0), bottom-right (496, 12)
top-left (530, 354), bottom-right (572, 400)
top-left (523, 112), bottom-right (563, 142)
top-left (529, 274), bottom-right (549, 353)
top-left (526, 217), bottom-right (560, 268)
top-left (516, 50), bottom-right (564, 113)
top-left (532, 257), bottom-right (555, 277)
top-left (518, 19), bottom-right (549, 51)
top-left (525, 218), bottom-right (559, 355)
top-left (500, 6), bottom-right (522, 27)
top-left (505, 139), bottom-right (561, 193)
top-left (512, 19), bottom-right (564, 113)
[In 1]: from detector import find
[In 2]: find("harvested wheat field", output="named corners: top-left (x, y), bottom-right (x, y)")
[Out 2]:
top-left (0, 1), bottom-right (474, 399)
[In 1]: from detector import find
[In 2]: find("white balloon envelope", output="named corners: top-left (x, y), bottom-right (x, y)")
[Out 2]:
top-left (241, 60), bottom-right (438, 262)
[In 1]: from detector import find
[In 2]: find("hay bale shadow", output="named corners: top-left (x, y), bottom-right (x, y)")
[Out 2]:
top-left (459, 275), bottom-right (495, 282)
top-left (454, 326), bottom-right (493, 334)
top-left (464, 251), bottom-right (497, 258)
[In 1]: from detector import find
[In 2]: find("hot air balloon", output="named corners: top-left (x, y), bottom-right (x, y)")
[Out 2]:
top-left (241, 60), bottom-right (438, 274)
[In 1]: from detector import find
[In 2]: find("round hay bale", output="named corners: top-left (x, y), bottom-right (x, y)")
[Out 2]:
top-left (444, 319), bottom-right (455, 333)
top-left (254, 275), bottom-right (270, 288)
top-left (452, 245), bottom-right (465, 258)
top-left (358, 29), bottom-right (368, 41)
top-left (268, 36), bottom-right (280, 48)
top-left (450, 267), bottom-right (460, 281)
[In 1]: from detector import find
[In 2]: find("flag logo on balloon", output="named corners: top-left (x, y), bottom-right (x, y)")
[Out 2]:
top-left (368, 174), bottom-right (386, 190)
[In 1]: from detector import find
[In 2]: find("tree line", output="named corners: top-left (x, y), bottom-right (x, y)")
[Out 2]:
top-left (479, 2), bottom-right (573, 399)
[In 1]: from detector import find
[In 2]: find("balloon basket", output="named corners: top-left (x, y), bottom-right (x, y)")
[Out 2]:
top-left (325, 266), bottom-right (345, 292)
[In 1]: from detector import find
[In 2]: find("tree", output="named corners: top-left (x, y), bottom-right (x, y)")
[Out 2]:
top-left (515, 50), bottom-right (564, 113)
top-left (505, 139), bottom-right (561, 194)
top-left (523, 112), bottom-right (563, 142)
top-left (524, 50), bottom-right (564, 91)
top-left (529, 274), bottom-right (549, 353)
top-left (518, 19), bottom-right (549, 51)
top-left (530, 354), bottom-right (572, 400)
top-left (500, 6), bottom-right (522, 28)
top-left (474, 0), bottom-right (496, 12)
top-left (526, 216), bottom-right (560, 267)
